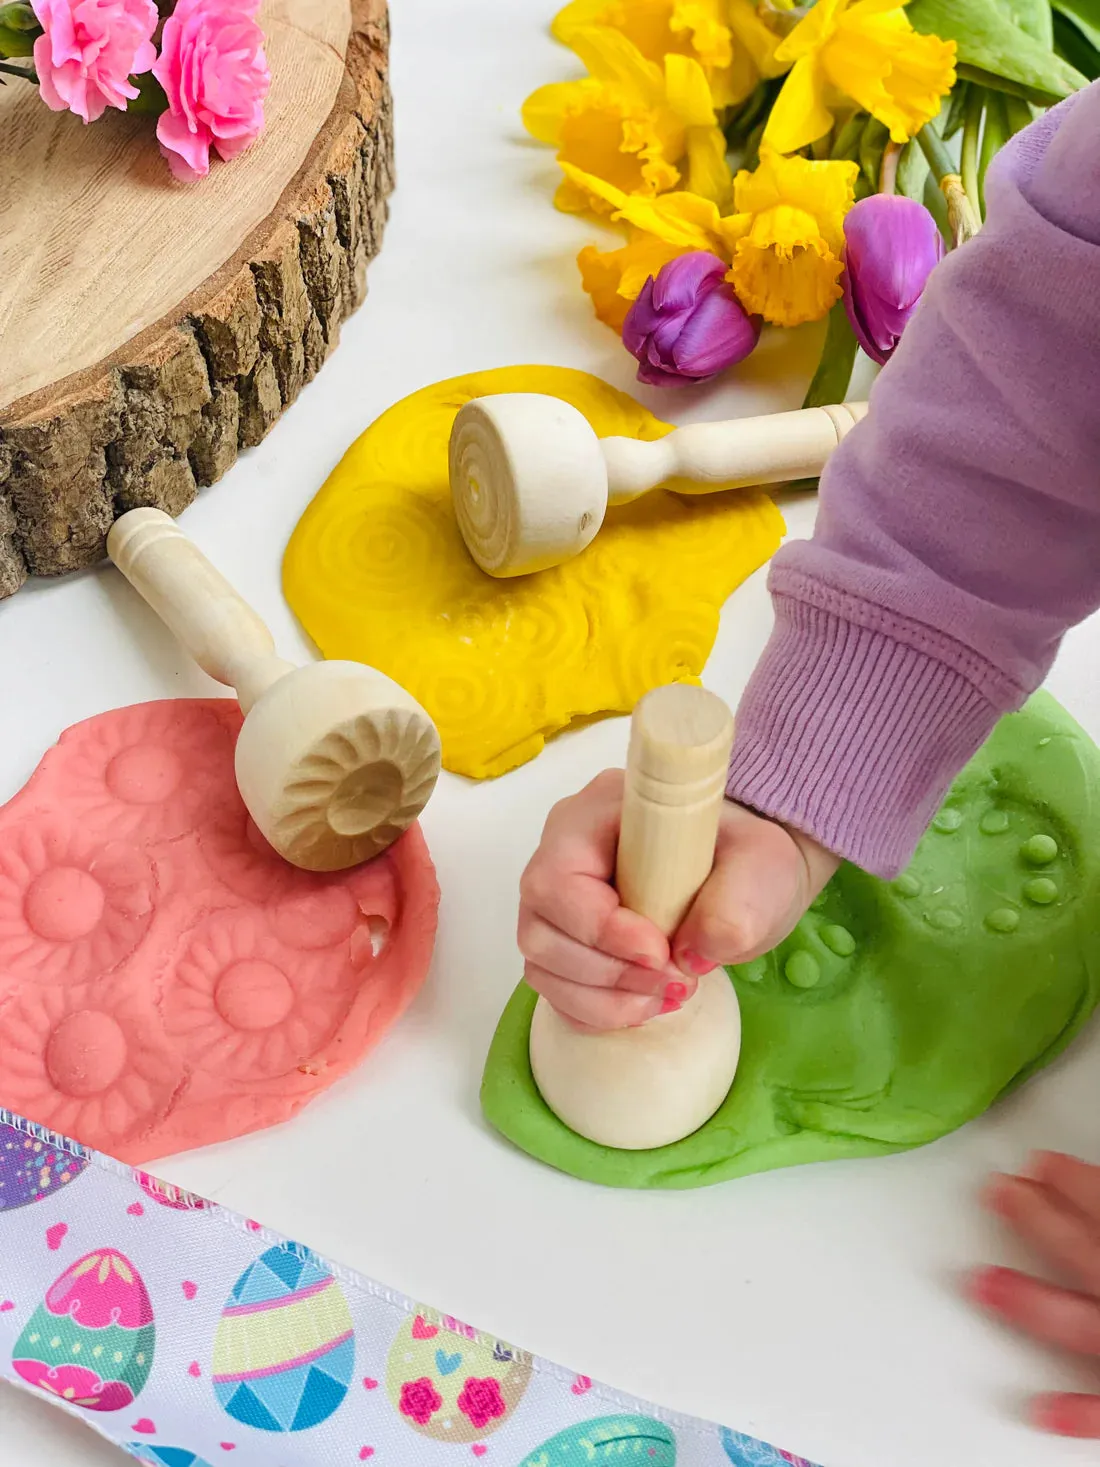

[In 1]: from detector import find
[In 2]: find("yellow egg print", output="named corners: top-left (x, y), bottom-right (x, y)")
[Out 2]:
top-left (386, 1311), bottom-right (532, 1442)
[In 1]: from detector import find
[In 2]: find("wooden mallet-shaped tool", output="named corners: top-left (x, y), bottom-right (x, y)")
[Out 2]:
top-left (107, 508), bottom-right (442, 873)
top-left (450, 394), bottom-right (868, 578)
top-left (529, 683), bottom-right (741, 1150)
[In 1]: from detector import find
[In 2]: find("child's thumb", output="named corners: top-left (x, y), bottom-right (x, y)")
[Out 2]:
top-left (670, 813), bottom-right (831, 976)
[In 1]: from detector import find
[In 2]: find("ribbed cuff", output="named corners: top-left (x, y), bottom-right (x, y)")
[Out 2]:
top-left (726, 591), bottom-right (1019, 878)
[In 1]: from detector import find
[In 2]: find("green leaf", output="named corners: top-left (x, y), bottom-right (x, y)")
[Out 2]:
top-left (128, 71), bottom-right (167, 115)
top-left (897, 137), bottom-right (931, 201)
top-left (907, 0), bottom-right (1087, 103)
top-left (998, 0), bottom-right (1053, 47)
top-left (803, 301), bottom-right (859, 411)
top-left (1053, 10), bottom-right (1100, 76)
top-left (1052, 0), bottom-right (1100, 51)
top-left (0, 21), bottom-right (33, 55)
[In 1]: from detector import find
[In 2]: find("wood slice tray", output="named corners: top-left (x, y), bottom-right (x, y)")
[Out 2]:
top-left (0, 0), bottom-right (392, 598)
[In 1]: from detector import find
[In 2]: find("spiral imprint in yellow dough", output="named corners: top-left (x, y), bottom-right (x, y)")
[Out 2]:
top-left (283, 366), bottom-right (785, 780)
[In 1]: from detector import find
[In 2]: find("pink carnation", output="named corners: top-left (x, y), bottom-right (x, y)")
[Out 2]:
top-left (31, 0), bottom-right (158, 124)
top-left (152, 0), bottom-right (270, 183)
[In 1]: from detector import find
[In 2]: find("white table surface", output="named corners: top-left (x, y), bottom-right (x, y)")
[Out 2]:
top-left (3, 3), bottom-right (1100, 1463)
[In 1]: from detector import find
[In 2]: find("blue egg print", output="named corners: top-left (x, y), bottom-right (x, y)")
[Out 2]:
top-left (212, 1245), bottom-right (354, 1432)
top-left (518, 1416), bottom-right (676, 1467)
top-left (0, 1122), bottom-right (87, 1211)
top-left (720, 1426), bottom-right (818, 1467)
top-left (126, 1447), bottom-right (214, 1467)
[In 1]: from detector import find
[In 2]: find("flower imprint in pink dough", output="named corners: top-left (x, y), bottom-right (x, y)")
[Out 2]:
top-left (165, 910), bottom-right (360, 1080)
top-left (0, 820), bottom-right (154, 985)
top-left (0, 984), bottom-right (182, 1151)
top-left (200, 809), bottom-right (302, 906)
top-left (40, 702), bottom-right (238, 842)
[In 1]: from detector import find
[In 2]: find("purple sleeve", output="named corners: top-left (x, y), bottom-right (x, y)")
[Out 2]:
top-left (726, 82), bottom-right (1100, 878)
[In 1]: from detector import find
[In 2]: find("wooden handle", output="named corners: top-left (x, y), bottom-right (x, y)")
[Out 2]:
top-left (602, 401), bottom-right (868, 506)
top-left (526, 682), bottom-right (740, 1151)
top-left (107, 508), bottom-right (294, 712)
top-left (616, 684), bottom-right (735, 934)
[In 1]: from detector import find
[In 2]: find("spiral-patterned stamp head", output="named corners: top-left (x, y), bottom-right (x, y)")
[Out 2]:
top-left (235, 663), bottom-right (442, 873)
top-left (449, 393), bottom-right (608, 577)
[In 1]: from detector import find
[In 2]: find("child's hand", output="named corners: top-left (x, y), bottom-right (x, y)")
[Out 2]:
top-left (517, 769), bottom-right (839, 1030)
top-left (969, 1152), bottom-right (1100, 1437)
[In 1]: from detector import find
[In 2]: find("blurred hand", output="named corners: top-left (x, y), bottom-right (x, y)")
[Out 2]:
top-left (517, 768), bottom-right (839, 1030)
top-left (969, 1151), bottom-right (1100, 1438)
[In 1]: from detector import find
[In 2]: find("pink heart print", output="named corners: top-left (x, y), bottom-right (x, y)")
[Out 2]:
top-left (45, 1223), bottom-right (68, 1251)
top-left (132, 1419), bottom-right (156, 1435)
top-left (362, 1377), bottom-right (379, 1390)
top-left (182, 1281), bottom-right (198, 1300)
top-left (0, 1301), bottom-right (13, 1313)
top-left (412, 1314), bottom-right (438, 1340)
top-left (472, 1448), bottom-right (488, 1458)
top-left (127, 1202), bottom-right (144, 1217)
top-left (188, 1362), bottom-right (202, 1378)
top-left (572, 1376), bottom-right (592, 1395)
top-left (360, 1451), bottom-right (375, 1460)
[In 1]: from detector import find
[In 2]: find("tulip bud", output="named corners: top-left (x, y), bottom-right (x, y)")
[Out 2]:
top-left (841, 194), bottom-right (944, 366)
top-left (622, 251), bottom-right (760, 388)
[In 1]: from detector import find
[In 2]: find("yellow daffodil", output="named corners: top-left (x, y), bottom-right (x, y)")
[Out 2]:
top-left (563, 148), bottom-right (857, 329)
top-left (763, 0), bottom-right (956, 155)
top-left (550, 0), bottom-right (784, 109)
top-left (726, 148), bottom-right (857, 325)
top-left (523, 25), bottom-right (732, 211)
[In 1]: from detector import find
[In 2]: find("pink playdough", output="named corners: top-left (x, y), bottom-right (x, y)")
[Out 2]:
top-left (0, 700), bottom-right (439, 1162)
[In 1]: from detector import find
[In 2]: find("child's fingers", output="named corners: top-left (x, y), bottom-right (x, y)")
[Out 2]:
top-left (983, 1173), bottom-right (1100, 1295)
top-left (673, 807), bottom-right (811, 972)
top-left (520, 771), bottom-right (670, 967)
top-left (966, 1265), bottom-right (1100, 1355)
top-left (523, 964), bottom-right (670, 1031)
top-left (1032, 1392), bottom-right (1100, 1437)
top-left (518, 910), bottom-right (671, 996)
top-left (1029, 1151), bottom-right (1100, 1227)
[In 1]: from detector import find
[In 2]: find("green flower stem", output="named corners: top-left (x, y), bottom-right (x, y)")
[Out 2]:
top-left (880, 140), bottom-right (902, 195)
top-left (830, 111), bottom-right (866, 161)
top-left (960, 86), bottom-right (984, 219)
top-left (916, 120), bottom-right (980, 246)
top-left (916, 118), bottom-right (955, 180)
top-left (0, 57), bottom-right (34, 79)
top-left (1004, 94), bottom-right (1034, 134)
top-left (977, 91), bottom-right (1010, 216)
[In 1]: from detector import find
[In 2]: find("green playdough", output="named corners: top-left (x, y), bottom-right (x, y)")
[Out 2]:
top-left (480, 693), bottom-right (1100, 1189)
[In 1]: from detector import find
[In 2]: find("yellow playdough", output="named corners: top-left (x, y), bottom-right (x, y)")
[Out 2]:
top-left (283, 366), bottom-right (785, 779)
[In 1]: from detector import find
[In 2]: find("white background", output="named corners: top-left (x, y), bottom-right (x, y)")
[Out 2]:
top-left (3, 2), bottom-right (1100, 1463)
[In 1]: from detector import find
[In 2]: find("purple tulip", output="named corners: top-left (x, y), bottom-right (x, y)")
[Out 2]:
top-left (622, 251), bottom-right (760, 387)
top-left (842, 195), bottom-right (945, 366)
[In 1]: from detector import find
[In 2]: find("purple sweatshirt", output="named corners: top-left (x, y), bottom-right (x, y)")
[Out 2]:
top-left (726, 81), bottom-right (1100, 879)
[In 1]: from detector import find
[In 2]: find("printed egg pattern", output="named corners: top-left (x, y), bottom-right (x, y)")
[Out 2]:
top-left (213, 1245), bottom-right (355, 1432)
top-left (386, 1313), bottom-right (532, 1442)
top-left (11, 1249), bottom-right (155, 1410)
top-left (720, 1428), bottom-right (811, 1467)
top-left (126, 1448), bottom-right (214, 1467)
top-left (518, 1416), bottom-right (677, 1467)
top-left (0, 1120), bottom-right (86, 1210)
